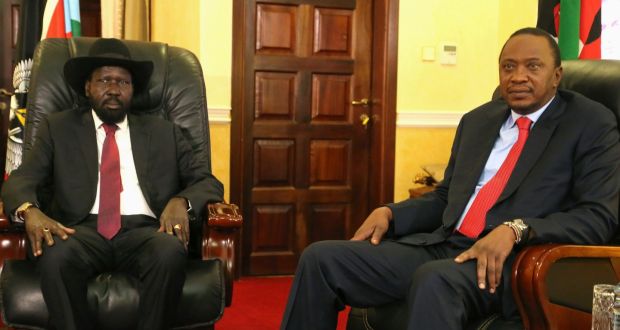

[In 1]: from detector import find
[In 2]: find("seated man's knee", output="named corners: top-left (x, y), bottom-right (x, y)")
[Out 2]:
top-left (299, 240), bottom-right (341, 266)
top-left (148, 234), bottom-right (187, 268)
top-left (411, 259), bottom-right (460, 294)
top-left (38, 239), bottom-right (85, 272)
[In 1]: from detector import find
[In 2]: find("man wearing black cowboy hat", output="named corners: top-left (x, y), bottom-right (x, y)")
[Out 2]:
top-left (2, 38), bottom-right (223, 330)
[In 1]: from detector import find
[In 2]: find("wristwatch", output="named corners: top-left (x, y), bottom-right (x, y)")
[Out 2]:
top-left (503, 218), bottom-right (529, 244)
top-left (15, 202), bottom-right (36, 223)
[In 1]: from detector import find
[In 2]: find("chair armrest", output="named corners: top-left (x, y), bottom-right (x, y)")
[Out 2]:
top-left (203, 202), bottom-right (243, 307)
top-left (0, 200), bottom-right (11, 230)
top-left (512, 244), bottom-right (620, 330)
top-left (0, 200), bottom-right (27, 274)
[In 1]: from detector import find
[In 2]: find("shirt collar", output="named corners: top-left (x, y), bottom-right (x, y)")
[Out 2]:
top-left (91, 109), bottom-right (128, 131)
top-left (508, 96), bottom-right (555, 129)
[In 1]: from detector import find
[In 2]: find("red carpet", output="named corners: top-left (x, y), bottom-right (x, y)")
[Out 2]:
top-left (217, 276), bottom-right (349, 330)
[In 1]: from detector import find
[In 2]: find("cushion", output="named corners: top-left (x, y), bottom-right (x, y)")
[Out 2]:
top-left (0, 259), bottom-right (224, 329)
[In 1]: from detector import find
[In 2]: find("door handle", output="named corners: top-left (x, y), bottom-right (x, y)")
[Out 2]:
top-left (359, 113), bottom-right (370, 129)
top-left (351, 98), bottom-right (370, 106)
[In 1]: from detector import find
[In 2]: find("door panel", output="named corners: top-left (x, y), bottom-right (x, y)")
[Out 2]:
top-left (232, 0), bottom-right (392, 276)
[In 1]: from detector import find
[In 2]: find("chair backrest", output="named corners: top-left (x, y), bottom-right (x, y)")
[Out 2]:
top-left (491, 60), bottom-right (620, 241)
top-left (26, 37), bottom-right (213, 170)
top-left (559, 60), bottom-right (620, 129)
top-left (560, 60), bottom-right (620, 241)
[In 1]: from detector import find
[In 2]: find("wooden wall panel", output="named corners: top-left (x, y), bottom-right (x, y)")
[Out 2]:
top-left (256, 4), bottom-right (297, 54)
top-left (252, 205), bottom-right (295, 252)
top-left (309, 140), bottom-right (350, 186)
top-left (255, 71), bottom-right (297, 120)
top-left (311, 74), bottom-right (350, 122)
top-left (313, 7), bottom-right (352, 56)
top-left (309, 204), bottom-right (347, 241)
top-left (253, 139), bottom-right (295, 186)
top-left (250, 204), bottom-right (297, 274)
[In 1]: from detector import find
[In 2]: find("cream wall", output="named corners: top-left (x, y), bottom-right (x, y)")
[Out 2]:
top-left (151, 0), bottom-right (232, 201)
top-left (151, 0), bottom-right (538, 204)
top-left (394, 0), bottom-right (538, 201)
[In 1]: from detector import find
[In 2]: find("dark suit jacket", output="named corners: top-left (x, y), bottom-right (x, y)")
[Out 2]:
top-left (1, 107), bottom-right (224, 225)
top-left (389, 89), bottom-right (620, 247)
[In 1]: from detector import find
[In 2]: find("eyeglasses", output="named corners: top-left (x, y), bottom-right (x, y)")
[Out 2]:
top-left (94, 78), bottom-right (132, 90)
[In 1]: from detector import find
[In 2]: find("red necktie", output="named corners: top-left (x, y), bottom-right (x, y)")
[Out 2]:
top-left (458, 117), bottom-right (532, 238)
top-left (98, 123), bottom-right (122, 239)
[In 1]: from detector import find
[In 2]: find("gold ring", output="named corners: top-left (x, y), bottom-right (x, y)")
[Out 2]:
top-left (43, 227), bottom-right (50, 232)
top-left (173, 224), bottom-right (182, 230)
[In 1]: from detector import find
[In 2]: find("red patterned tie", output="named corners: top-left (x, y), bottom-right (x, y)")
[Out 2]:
top-left (458, 117), bottom-right (532, 238)
top-left (98, 123), bottom-right (122, 239)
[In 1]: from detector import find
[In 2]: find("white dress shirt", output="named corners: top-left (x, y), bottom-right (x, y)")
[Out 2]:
top-left (455, 97), bottom-right (554, 230)
top-left (89, 111), bottom-right (156, 218)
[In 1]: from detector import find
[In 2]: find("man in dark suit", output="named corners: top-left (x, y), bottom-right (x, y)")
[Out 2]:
top-left (281, 27), bottom-right (620, 329)
top-left (1, 38), bottom-right (223, 330)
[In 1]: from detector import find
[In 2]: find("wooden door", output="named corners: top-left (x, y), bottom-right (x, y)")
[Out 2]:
top-left (232, 0), bottom-right (397, 276)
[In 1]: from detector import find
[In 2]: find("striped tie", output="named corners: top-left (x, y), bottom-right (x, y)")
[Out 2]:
top-left (98, 123), bottom-right (123, 239)
top-left (457, 117), bottom-right (532, 238)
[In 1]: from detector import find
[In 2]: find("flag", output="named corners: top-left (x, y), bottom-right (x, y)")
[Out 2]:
top-left (15, 0), bottom-right (46, 61)
top-left (41, 0), bottom-right (82, 39)
top-left (5, 0), bottom-right (82, 179)
top-left (537, 0), bottom-right (620, 59)
top-left (4, 1), bottom-right (46, 179)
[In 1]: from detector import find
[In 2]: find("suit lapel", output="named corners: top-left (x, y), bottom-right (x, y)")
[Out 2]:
top-left (128, 114), bottom-right (152, 203)
top-left (458, 104), bottom-right (510, 195)
top-left (496, 95), bottom-right (565, 203)
top-left (76, 109), bottom-right (99, 185)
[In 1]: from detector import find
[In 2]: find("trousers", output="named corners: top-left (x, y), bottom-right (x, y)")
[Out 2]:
top-left (36, 214), bottom-right (187, 330)
top-left (280, 234), bottom-right (517, 330)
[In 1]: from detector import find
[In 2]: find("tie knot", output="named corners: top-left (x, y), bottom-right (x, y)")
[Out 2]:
top-left (102, 123), bottom-right (118, 135)
top-left (516, 117), bottom-right (532, 131)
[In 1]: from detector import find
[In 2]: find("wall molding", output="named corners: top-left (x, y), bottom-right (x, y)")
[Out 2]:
top-left (209, 108), bottom-right (464, 127)
top-left (397, 110), bottom-right (463, 128)
top-left (208, 107), bottom-right (231, 123)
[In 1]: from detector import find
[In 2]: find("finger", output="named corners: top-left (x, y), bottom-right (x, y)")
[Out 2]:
top-left (350, 227), bottom-right (370, 241)
top-left (476, 257), bottom-right (488, 290)
top-left (42, 227), bottom-right (55, 246)
top-left (182, 222), bottom-right (190, 245)
top-left (166, 222), bottom-right (174, 235)
top-left (486, 259), bottom-right (497, 293)
top-left (454, 250), bottom-right (472, 263)
top-left (27, 231), bottom-right (40, 257)
top-left (33, 230), bottom-right (43, 256)
top-left (173, 223), bottom-right (184, 243)
top-left (370, 227), bottom-right (384, 245)
top-left (492, 256), bottom-right (505, 293)
top-left (59, 224), bottom-right (76, 236)
top-left (53, 224), bottom-right (70, 240)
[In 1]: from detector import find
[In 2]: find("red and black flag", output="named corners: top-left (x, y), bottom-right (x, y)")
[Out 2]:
top-left (537, 0), bottom-right (620, 60)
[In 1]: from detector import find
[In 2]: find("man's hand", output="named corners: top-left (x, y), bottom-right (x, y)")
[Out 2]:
top-left (454, 225), bottom-right (516, 293)
top-left (24, 208), bottom-right (75, 257)
top-left (158, 197), bottom-right (190, 246)
top-left (350, 206), bottom-right (392, 245)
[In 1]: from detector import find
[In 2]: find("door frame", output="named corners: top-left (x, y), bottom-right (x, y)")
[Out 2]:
top-left (230, 0), bottom-right (399, 274)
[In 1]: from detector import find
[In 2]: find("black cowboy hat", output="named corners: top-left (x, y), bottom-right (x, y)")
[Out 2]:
top-left (63, 38), bottom-right (154, 97)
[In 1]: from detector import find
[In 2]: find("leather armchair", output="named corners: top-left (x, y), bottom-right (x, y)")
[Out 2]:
top-left (346, 59), bottom-right (620, 330)
top-left (0, 38), bottom-right (242, 330)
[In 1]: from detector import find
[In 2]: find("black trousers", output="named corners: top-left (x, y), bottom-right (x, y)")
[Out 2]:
top-left (35, 215), bottom-right (187, 330)
top-left (280, 234), bottom-right (517, 330)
